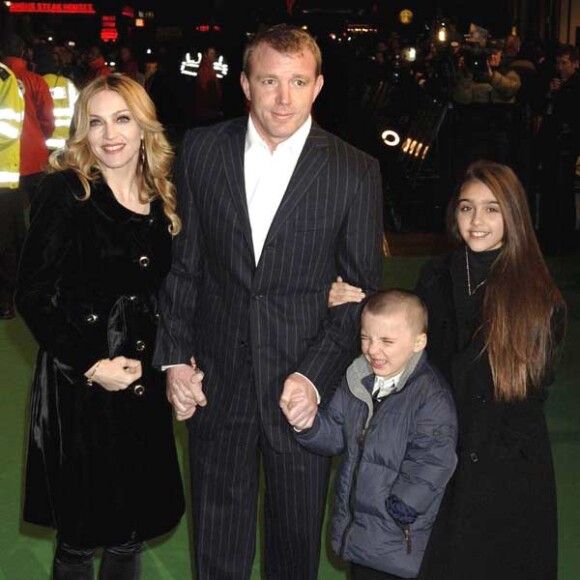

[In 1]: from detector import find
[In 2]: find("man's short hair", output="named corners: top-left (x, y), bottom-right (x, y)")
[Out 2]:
top-left (242, 23), bottom-right (322, 77)
top-left (363, 289), bottom-right (428, 334)
top-left (3, 34), bottom-right (26, 58)
top-left (556, 44), bottom-right (579, 63)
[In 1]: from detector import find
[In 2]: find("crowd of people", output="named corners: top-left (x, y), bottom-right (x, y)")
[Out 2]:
top-left (0, 20), bottom-right (574, 580)
top-left (342, 30), bottom-right (579, 254)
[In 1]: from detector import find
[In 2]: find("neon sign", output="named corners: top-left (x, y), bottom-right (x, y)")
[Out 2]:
top-left (101, 14), bottom-right (118, 43)
top-left (8, 3), bottom-right (96, 14)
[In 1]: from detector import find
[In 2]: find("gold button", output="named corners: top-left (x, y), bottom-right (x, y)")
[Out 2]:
top-left (138, 255), bottom-right (150, 268)
top-left (133, 384), bottom-right (145, 396)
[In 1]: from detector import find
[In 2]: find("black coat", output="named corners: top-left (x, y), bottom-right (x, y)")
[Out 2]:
top-left (415, 250), bottom-right (558, 580)
top-left (15, 171), bottom-right (184, 548)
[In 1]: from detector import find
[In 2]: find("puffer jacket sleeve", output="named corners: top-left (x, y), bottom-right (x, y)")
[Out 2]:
top-left (390, 385), bottom-right (458, 514)
top-left (294, 378), bottom-right (350, 456)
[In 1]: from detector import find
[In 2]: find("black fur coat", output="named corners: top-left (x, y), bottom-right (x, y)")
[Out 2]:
top-left (15, 170), bottom-right (184, 547)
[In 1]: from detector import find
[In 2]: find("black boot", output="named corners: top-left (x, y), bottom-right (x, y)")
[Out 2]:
top-left (99, 544), bottom-right (142, 580)
top-left (52, 553), bottom-right (94, 580)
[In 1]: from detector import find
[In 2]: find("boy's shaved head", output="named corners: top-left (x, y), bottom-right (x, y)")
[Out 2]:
top-left (363, 289), bottom-right (428, 335)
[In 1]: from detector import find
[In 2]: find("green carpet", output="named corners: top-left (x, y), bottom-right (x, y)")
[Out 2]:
top-left (1, 254), bottom-right (579, 579)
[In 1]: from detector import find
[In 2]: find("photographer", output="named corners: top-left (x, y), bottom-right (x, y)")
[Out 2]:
top-left (537, 44), bottom-right (580, 254)
top-left (451, 42), bottom-right (521, 175)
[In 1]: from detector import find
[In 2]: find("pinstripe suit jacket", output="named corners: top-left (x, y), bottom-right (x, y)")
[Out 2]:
top-left (153, 116), bottom-right (384, 451)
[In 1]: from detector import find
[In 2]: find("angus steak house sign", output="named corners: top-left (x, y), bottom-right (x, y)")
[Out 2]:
top-left (8, 3), bottom-right (96, 13)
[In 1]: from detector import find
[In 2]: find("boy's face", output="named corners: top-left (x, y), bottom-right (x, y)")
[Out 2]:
top-left (361, 309), bottom-right (426, 380)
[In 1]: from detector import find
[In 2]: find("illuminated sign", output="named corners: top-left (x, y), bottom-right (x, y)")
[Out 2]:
top-left (194, 24), bottom-right (222, 33)
top-left (180, 52), bottom-right (229, 79)
top-left (101, 14), bottom-right (118, 43)
top-left (121, 6), bottom-right (134, 18)
top-left (8, 2), bottom-right (96, 13)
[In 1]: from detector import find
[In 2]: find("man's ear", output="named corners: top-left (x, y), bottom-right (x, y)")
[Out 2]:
top-left (240, 72), bottom-right (251, 101)
top-left (313, 74), bottom-right (324, 102)
top-left (413, 333), bottom-right (427, 352)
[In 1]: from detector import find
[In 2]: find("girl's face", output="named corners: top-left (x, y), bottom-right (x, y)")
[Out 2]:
top-left (456, 180), bottom-right (505, 252)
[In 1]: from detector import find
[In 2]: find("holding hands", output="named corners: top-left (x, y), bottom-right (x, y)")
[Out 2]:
top-left (167, 357), bottom-right (207, 421)
top-left (280, 373), bottom-right (319, 431)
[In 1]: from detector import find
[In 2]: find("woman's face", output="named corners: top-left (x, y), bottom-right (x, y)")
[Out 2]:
top-left (456, 180), bottom-right (505, 252)
top-left (87, 89), bottom-right (142, 175)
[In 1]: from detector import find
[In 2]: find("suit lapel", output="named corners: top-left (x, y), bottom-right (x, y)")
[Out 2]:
top-left (221, 119), bottom-right (254, 254)
top-left (265, 124), bottom-right (329, 245)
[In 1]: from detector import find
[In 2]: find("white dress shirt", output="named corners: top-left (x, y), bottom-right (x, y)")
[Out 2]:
top-left (373, 371), bottom-right (403, 400)
top-left (244, 115), bottom-right (312, 263)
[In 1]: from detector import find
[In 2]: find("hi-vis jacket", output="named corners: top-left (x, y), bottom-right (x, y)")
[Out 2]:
top-left (0, 63), bottom-right (24, 189)
top-left (43, 73), bottom-right (78, 150)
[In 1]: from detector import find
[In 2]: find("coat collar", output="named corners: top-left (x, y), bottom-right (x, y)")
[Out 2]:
top-left (347, 351), bottom-right (427, 429)
top-left (61, 170), bottom-right (163, 225)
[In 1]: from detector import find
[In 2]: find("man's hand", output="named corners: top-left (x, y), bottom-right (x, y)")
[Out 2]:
top-left (279, 372), bottom-right (318, 430)
top-left (166, 357), bottom-right (206, 421)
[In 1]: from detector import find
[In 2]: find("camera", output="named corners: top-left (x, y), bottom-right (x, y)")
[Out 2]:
top-left (460, 45), bottom-right (492, 82)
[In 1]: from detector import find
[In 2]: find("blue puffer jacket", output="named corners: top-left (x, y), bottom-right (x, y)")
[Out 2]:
top-left (295, 351), bottom-right (457, 578)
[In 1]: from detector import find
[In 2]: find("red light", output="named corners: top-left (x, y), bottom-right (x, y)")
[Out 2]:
top-left (100, 29), bottom-right (119, 42)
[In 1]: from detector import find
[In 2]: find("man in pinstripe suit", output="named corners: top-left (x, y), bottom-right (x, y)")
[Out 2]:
top-left (154, 24), bottom-right (384, 579)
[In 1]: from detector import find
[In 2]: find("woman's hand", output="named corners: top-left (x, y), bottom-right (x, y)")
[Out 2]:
top-left (328, 276), bottom-right (365, 308)
top-left (85, 356), bottom-right (142, 391)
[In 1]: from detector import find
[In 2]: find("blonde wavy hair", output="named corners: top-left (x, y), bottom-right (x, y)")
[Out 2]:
top-left (48, 73), bottom-right (181, 235)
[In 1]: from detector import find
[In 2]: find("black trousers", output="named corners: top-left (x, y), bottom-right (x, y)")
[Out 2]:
top-left (352, 562), bottom-right (413, 580)
top-left (52, 535), bottom-right (143, 580)
top-left (187, 367), bottom-right (331, 580)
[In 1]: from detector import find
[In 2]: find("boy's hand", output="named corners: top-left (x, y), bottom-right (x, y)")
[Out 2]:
top-left (279, 373), bottom-right (318, 430)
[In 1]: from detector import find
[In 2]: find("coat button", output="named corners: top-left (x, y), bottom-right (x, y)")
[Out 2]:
top-left (476, 393), bottom-right (487, 403)
top-left (85, 313), bottom-right (99, 324)
top-left (138, 255), bottom-right (150, 268)
top-left (135, 340), bottom-right (146, 352)
top-left (469, 451), bottom-right (479, 463)
top-left (128, 295), bottom-right (137, 301)
top-left (133, 384), bottom-right (145, 396)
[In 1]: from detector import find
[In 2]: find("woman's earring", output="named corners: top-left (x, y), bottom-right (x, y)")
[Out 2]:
top-left (140, 139), bottom-right (146, 165)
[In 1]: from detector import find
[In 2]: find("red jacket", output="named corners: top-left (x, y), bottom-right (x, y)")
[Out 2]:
top-left (87, 56), bottom-right (113, 81)
top-left (4, 56), bottom-right (54, 176)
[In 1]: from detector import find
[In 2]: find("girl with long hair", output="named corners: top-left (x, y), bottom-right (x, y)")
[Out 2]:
top-left (328, 160), bottom-right (566, 579)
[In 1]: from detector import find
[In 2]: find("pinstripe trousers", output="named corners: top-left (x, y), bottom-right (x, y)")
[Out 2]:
top-left (187, 366), bottom-right (331, 580)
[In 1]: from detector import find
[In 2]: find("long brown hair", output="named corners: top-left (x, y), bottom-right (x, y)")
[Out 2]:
top-left (448, 160), bottom-right (566, 401)
top-left (49, 73), bottom-right (181, 235)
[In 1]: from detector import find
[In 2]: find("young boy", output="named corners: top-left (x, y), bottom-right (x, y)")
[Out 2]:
top-left (286, 289), bottom-right (457, 580)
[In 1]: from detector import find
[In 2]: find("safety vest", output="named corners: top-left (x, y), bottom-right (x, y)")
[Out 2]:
top-left (0, 63), bottom-right (24, 189)
top-left (43, 73), bottom-right (78, 150)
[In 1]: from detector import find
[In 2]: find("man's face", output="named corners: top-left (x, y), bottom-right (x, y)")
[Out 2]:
top-left (556, 55), bottom-right (577, 81)
top-left (360, 310), bottom-right (426, 380)
top-left (488, 50), bottom-right (502, 68)
top-left (240, 42), bottom-right (324, 151)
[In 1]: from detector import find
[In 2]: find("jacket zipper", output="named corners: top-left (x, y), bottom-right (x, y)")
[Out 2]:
top-left (339, 419), bottom-right (368, 557)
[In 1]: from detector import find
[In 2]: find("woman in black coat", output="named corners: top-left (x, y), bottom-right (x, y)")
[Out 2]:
top-left (328, 161), bottom-right (566, 579)
top-left (15, 74), bottom-right (189, 579)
